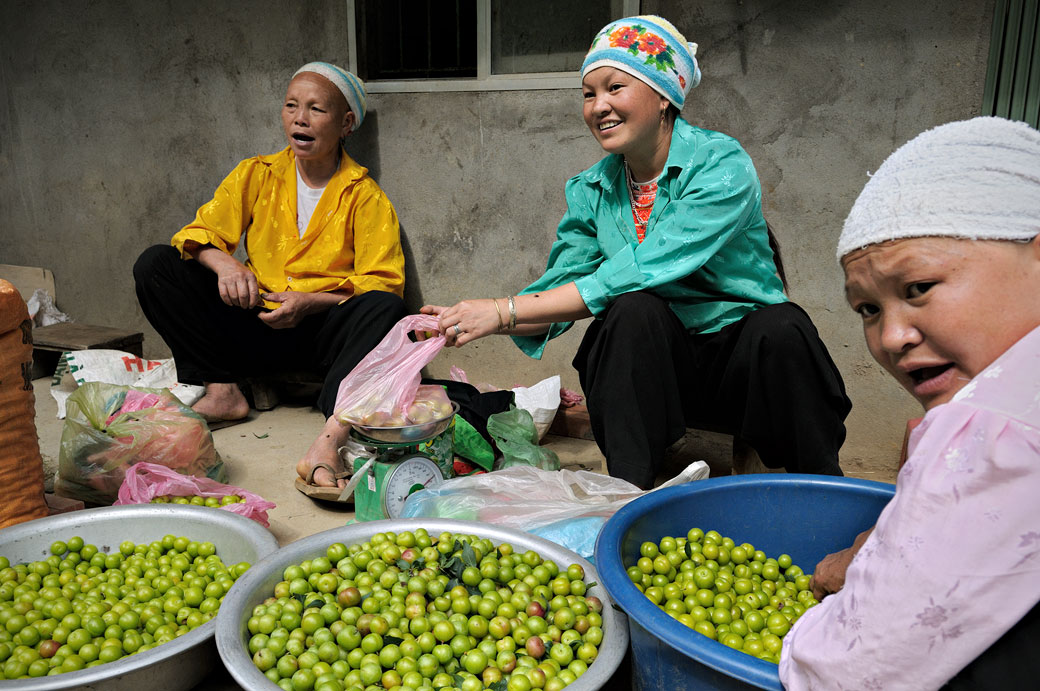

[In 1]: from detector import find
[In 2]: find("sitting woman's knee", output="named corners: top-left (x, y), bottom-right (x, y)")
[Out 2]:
top-left (743, 302), bottom-right (815, 339)
top-left (364, 290), bottom-right (407, 315)
top-left (602, 291), bottom-right (673, 327)
top-left (133, 244), bottom-right (178, 282)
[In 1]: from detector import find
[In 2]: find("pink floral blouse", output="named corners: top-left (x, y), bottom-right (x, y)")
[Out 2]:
top-left (779, 324), bottom-right (1040, 690)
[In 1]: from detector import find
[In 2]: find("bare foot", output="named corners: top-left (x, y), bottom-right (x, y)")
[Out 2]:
top-left (296, 416), bottom-right (352, 488)
top-left (192, 382), bottom-right (250, 422)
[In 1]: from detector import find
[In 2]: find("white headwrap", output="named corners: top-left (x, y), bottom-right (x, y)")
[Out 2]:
top-left (838, 116), bottom-right (1040, 260)
top-left (293, 62), bottom-right (367, 130)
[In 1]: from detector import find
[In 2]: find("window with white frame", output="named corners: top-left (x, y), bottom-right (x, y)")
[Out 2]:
top-left (347, 0), bottom-right (639, 93)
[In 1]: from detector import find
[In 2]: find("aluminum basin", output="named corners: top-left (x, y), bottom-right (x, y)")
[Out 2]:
top-left (216, 518), bottom-right (629, 690)
top-left (0, 504), bottom-right (279, 691)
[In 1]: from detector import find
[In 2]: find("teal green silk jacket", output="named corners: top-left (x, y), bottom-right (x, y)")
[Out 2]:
top-left (512, 118), bottom-right (788, 360)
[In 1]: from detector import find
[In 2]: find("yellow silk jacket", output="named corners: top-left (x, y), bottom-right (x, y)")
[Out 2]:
top-left (172, 147), bottom-right (404, 306)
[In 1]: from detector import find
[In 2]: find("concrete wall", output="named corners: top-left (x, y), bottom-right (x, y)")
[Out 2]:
top-left (0, 0), bottom-right (994, 468)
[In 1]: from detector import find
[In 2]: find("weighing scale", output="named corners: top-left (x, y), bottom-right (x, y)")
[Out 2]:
top-left (338, 419), bottom-right (456, 522)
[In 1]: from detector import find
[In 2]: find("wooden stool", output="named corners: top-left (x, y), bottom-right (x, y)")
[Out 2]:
top-left (548, 404), bottom-right (595, 440)
top-left (244, 370), bottom-right (323, 411)
top-left (32, 322), bottom-right (144, 378)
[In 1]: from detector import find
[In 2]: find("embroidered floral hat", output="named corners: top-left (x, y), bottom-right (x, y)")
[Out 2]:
top-left (581, 15), bottom-right (701, 109)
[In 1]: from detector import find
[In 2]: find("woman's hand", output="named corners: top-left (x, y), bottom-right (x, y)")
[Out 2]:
top-left (810, 526), bottom-right (875, 600)
top-left (194, 246), bottom-right (260, 309)
top-left (421, 300), bottom-right (504, 347)
top-left (258, 292), bottom-right (316, 329)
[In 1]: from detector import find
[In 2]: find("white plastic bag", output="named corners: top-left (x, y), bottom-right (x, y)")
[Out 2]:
top-left (25, 288), bottom-right (71, 327)
top-left (511, 375), bottom-right (561, 441)
top-left (50, 349), bottom-right (204, 418)
top-left (400, 462), bottom-right (709, 559)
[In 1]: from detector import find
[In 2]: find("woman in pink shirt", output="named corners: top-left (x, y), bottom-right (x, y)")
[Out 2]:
top-left (779, 117), bottom-right (1040, 689)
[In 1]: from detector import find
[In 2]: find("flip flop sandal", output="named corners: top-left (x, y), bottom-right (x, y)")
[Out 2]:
top-left (294, 463), bottom-right (355, 505)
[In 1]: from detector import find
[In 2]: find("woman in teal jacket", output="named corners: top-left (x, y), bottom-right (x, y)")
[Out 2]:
top-left (424, 16), bottom-right (850, 488)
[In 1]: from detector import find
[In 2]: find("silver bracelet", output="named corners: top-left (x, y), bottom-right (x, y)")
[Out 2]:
top-left (507, 295), bottom-right (517, 331)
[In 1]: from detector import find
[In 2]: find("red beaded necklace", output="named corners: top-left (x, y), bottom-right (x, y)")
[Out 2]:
top-left (624, 160), bottom-right (659, 244)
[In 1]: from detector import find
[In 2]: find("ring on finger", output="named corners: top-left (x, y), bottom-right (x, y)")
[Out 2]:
top-left (453, 324), bottom-right (462, 336)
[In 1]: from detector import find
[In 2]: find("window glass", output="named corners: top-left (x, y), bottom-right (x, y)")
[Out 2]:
top-left (490, 0), bottom-right (625, 74)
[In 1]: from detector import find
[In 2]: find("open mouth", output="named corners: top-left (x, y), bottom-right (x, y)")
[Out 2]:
top-left (598, 121), bottom-right (621, 131)
top-left (292, 133), bottom-right (315, 142)
top-left (908, 363), bottom-right (953, 384)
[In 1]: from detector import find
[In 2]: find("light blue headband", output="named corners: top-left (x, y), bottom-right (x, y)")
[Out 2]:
top-left (581, 15), bottom-right (701, 110)
top-left (293, 62), bottom-right (367, 130)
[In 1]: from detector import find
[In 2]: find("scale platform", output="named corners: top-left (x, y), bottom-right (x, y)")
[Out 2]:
top-left (346, 421), bottom-right (455, 521)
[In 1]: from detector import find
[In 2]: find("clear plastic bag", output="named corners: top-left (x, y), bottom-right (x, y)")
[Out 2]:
top-left (400, 462), bottom-right (710, 559)
top-left (486, 407), bottom-right (560, 471)
top-left (334, 314), bottom-right (445, 424)
top-left (114, 462), bottom-right (276, 527)
top-left (55, 382), bottom-right (225, 506)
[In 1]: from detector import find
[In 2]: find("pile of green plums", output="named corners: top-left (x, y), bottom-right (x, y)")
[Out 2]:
top-left (0, 535), bottom-right (249, 679)
top-left (626, 528), bottom-right (818, 664)
top-left (247, 530), bottom-right (605, 691)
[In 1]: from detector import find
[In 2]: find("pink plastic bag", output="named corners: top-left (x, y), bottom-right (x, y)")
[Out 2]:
top-left (449, 365), bottom-right (502, 394)
top-left (334, 314), bottom-right (445, 423)
top-left (57, 382), bottom-right (224, 506)
top-left (115, 462), bottom-right (277, 527)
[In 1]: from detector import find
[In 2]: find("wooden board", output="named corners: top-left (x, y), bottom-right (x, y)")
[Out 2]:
top-left (32, 322), bottom-right (143, 355)
top-left (0, 265), bottom-right (56, 302)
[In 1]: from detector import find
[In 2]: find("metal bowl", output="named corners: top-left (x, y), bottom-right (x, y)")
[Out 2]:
top-left (217, 518), bottom-right (630, 690)
top-left (0, 504), bottom-right (279, 691)
top-left (349, 402), bottom-right (460, 444)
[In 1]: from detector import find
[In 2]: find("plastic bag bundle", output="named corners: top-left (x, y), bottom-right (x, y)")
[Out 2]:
top-left (115, 462), bottom-right (276, 527)
top-left (486, 407), bottom-right (560, 471)
top-left (401, 462), bottom-right (710, 559)
top-left (55, 381), bottom-right (225, 506)
top-left (448, 367), bottom-right (562, 441)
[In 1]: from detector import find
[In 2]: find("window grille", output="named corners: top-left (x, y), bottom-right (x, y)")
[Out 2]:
top-left (983, 0), bottom-right (1040, 128)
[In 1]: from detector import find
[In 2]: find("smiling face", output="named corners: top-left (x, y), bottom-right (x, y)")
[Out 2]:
top-left (842, 236), bottom-right (1040, 410)
top-left (281, 72), bottom-right (354, 164)
top-left (582, 67), bottom-right (671, 162)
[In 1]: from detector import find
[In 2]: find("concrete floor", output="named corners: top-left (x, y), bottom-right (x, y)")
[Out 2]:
top-left (31, 378), bottom-right (621, 546)
top-left (29, 377), bottom-right (897, 689)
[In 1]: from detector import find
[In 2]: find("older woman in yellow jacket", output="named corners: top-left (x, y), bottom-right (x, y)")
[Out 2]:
top-left (134, 62), bottom-right (406, 489)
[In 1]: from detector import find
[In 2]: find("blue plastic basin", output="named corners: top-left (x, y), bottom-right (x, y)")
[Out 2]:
top-left (594, 474), bottom-right (895, 690)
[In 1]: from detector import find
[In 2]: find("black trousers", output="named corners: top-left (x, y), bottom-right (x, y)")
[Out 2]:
top-left (942, 598), bottom-right (1040, 690)
top-left (574, 292), bottom-right (851, 488)
top-left (133, 245), bottom-right (407, 418)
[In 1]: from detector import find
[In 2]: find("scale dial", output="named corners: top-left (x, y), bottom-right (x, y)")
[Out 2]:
top-left (382, 454), bottom-right (444, 519)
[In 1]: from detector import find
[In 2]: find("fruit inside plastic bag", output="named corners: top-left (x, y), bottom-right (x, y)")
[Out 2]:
top-left (346, 384), bottom-right (453, 428)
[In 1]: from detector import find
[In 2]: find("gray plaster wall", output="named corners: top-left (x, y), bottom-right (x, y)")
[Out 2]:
top-left (1, 0), bottom-right (994, 469)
